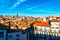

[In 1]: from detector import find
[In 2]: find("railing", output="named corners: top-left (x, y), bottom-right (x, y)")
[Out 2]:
top-left (34, 30), bottom-right (60, 36)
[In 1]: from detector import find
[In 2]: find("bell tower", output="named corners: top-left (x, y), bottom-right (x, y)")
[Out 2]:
top-left (16, 12), bottom-right (18, 17)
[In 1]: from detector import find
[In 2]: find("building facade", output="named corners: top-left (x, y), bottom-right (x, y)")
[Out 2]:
top-left (0, 30), bottom-right (7, 40)
top-left (33, 21), bottom-right (50, 34)
top-left (8, 30), bottom-right (29, 40)
top-left (51, 21), bottom-right (60, 33)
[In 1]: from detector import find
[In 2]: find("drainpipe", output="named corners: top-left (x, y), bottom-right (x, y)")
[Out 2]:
top-left (48, 20), bottom-right (51, 35)
top-left (59, 20), bottom-right (60, 34)
top-left (16, 25), bottom-right (18, 30)
top-left (9, 21), bottom-right (10, 30)
top-left (58, 20), bottom-right (60, 37)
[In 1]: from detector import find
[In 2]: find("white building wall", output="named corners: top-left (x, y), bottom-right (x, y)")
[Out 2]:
top-left (37, 26), bottom-right (42, 30)
top-left (50, 18), bottom-right (52, 20)
top-left (51, 29), bottom-right (55, 32)
top-left (56, 29), bottom-right (59, 32)
top-left (10, 27), bottom-right (17, 29)
top-left (51, 22), bottom-right (59, 33)
top-left (51, 22), bottom-right (59, 27)
top-left (41, 26), bottom-right (45, 31)
top-left (43, 17), bottom-right (46, 22)
top-left (46, 27), bottom-right (50, 32)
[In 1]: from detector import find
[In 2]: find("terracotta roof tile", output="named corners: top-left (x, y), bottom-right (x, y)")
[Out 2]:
top-left (51, 19), bottom-right (59, 22)
top-left (56, 17), bottom-right (60, 19)
top-left (33, 21), bottom-right (50, 27)
top-left (11, 23), bottom-right (16, 27)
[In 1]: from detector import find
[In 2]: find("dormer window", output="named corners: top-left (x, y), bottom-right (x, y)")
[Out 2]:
top-left (56, 27), bottom-right (59, 29)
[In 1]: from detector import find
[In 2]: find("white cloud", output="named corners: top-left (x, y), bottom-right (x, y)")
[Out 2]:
top-left (27, 8), bottom-right (60, 14)
top-left (18, 0), bottom-right (26, 2)
top-left (10, 0), bottom-right (26, 9)
top-left (27, 6), bottom-right (37, 10)
top-left (37, 9), bottom-right (51, 12)
top-left (26, 1), bottom-right (54, 11)
top-left (36, 9), bottom-right (60, 13)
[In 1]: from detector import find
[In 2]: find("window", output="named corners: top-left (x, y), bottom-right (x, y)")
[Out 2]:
top-left (16, 34), bottom-right (19, 37)
top-left (9, 35), bottom-right (12, 38)
top-left (52, 27), bottom-right (54, 28)
top-left (56, 27), bottom-right (59, 29)
top-left (16, 39), bottom-right (19, 40)
top-left (37, 27), bottom-right (41, 31)
top-left (0, 32), bottom-right (4, 38)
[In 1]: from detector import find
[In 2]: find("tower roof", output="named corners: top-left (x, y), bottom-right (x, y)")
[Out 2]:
top-left (16, 12), bottom-right (18, 17)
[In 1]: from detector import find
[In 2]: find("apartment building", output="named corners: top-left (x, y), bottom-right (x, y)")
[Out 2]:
top-left (8, 30), bottom-right (29, 40)
top-left (32, 18), bottom-right (60, 36)
top-left (0, 30), bottom-right (7, 40)
top-left (33, 21), bottom-right (50, 34)
top-left (51, 19), bottom-right (60, 33)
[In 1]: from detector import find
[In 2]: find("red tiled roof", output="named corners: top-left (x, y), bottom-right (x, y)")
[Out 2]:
top-left (33, 21), bottom-right (50, 27)
top-left (51, 19), bottom-right (59, 22)
top-left (56, 17), bottom-right (60, 19)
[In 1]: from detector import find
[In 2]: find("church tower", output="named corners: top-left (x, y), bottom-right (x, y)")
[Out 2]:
top-left (16, 12), bottom-right (18, 17)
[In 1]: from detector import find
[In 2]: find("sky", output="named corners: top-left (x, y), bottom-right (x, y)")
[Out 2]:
top-left (0, 0), bottom-right (60, 16)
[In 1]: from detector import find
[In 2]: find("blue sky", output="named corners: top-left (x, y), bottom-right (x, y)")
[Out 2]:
top-left (0, 0), bottom-right (60, 16)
